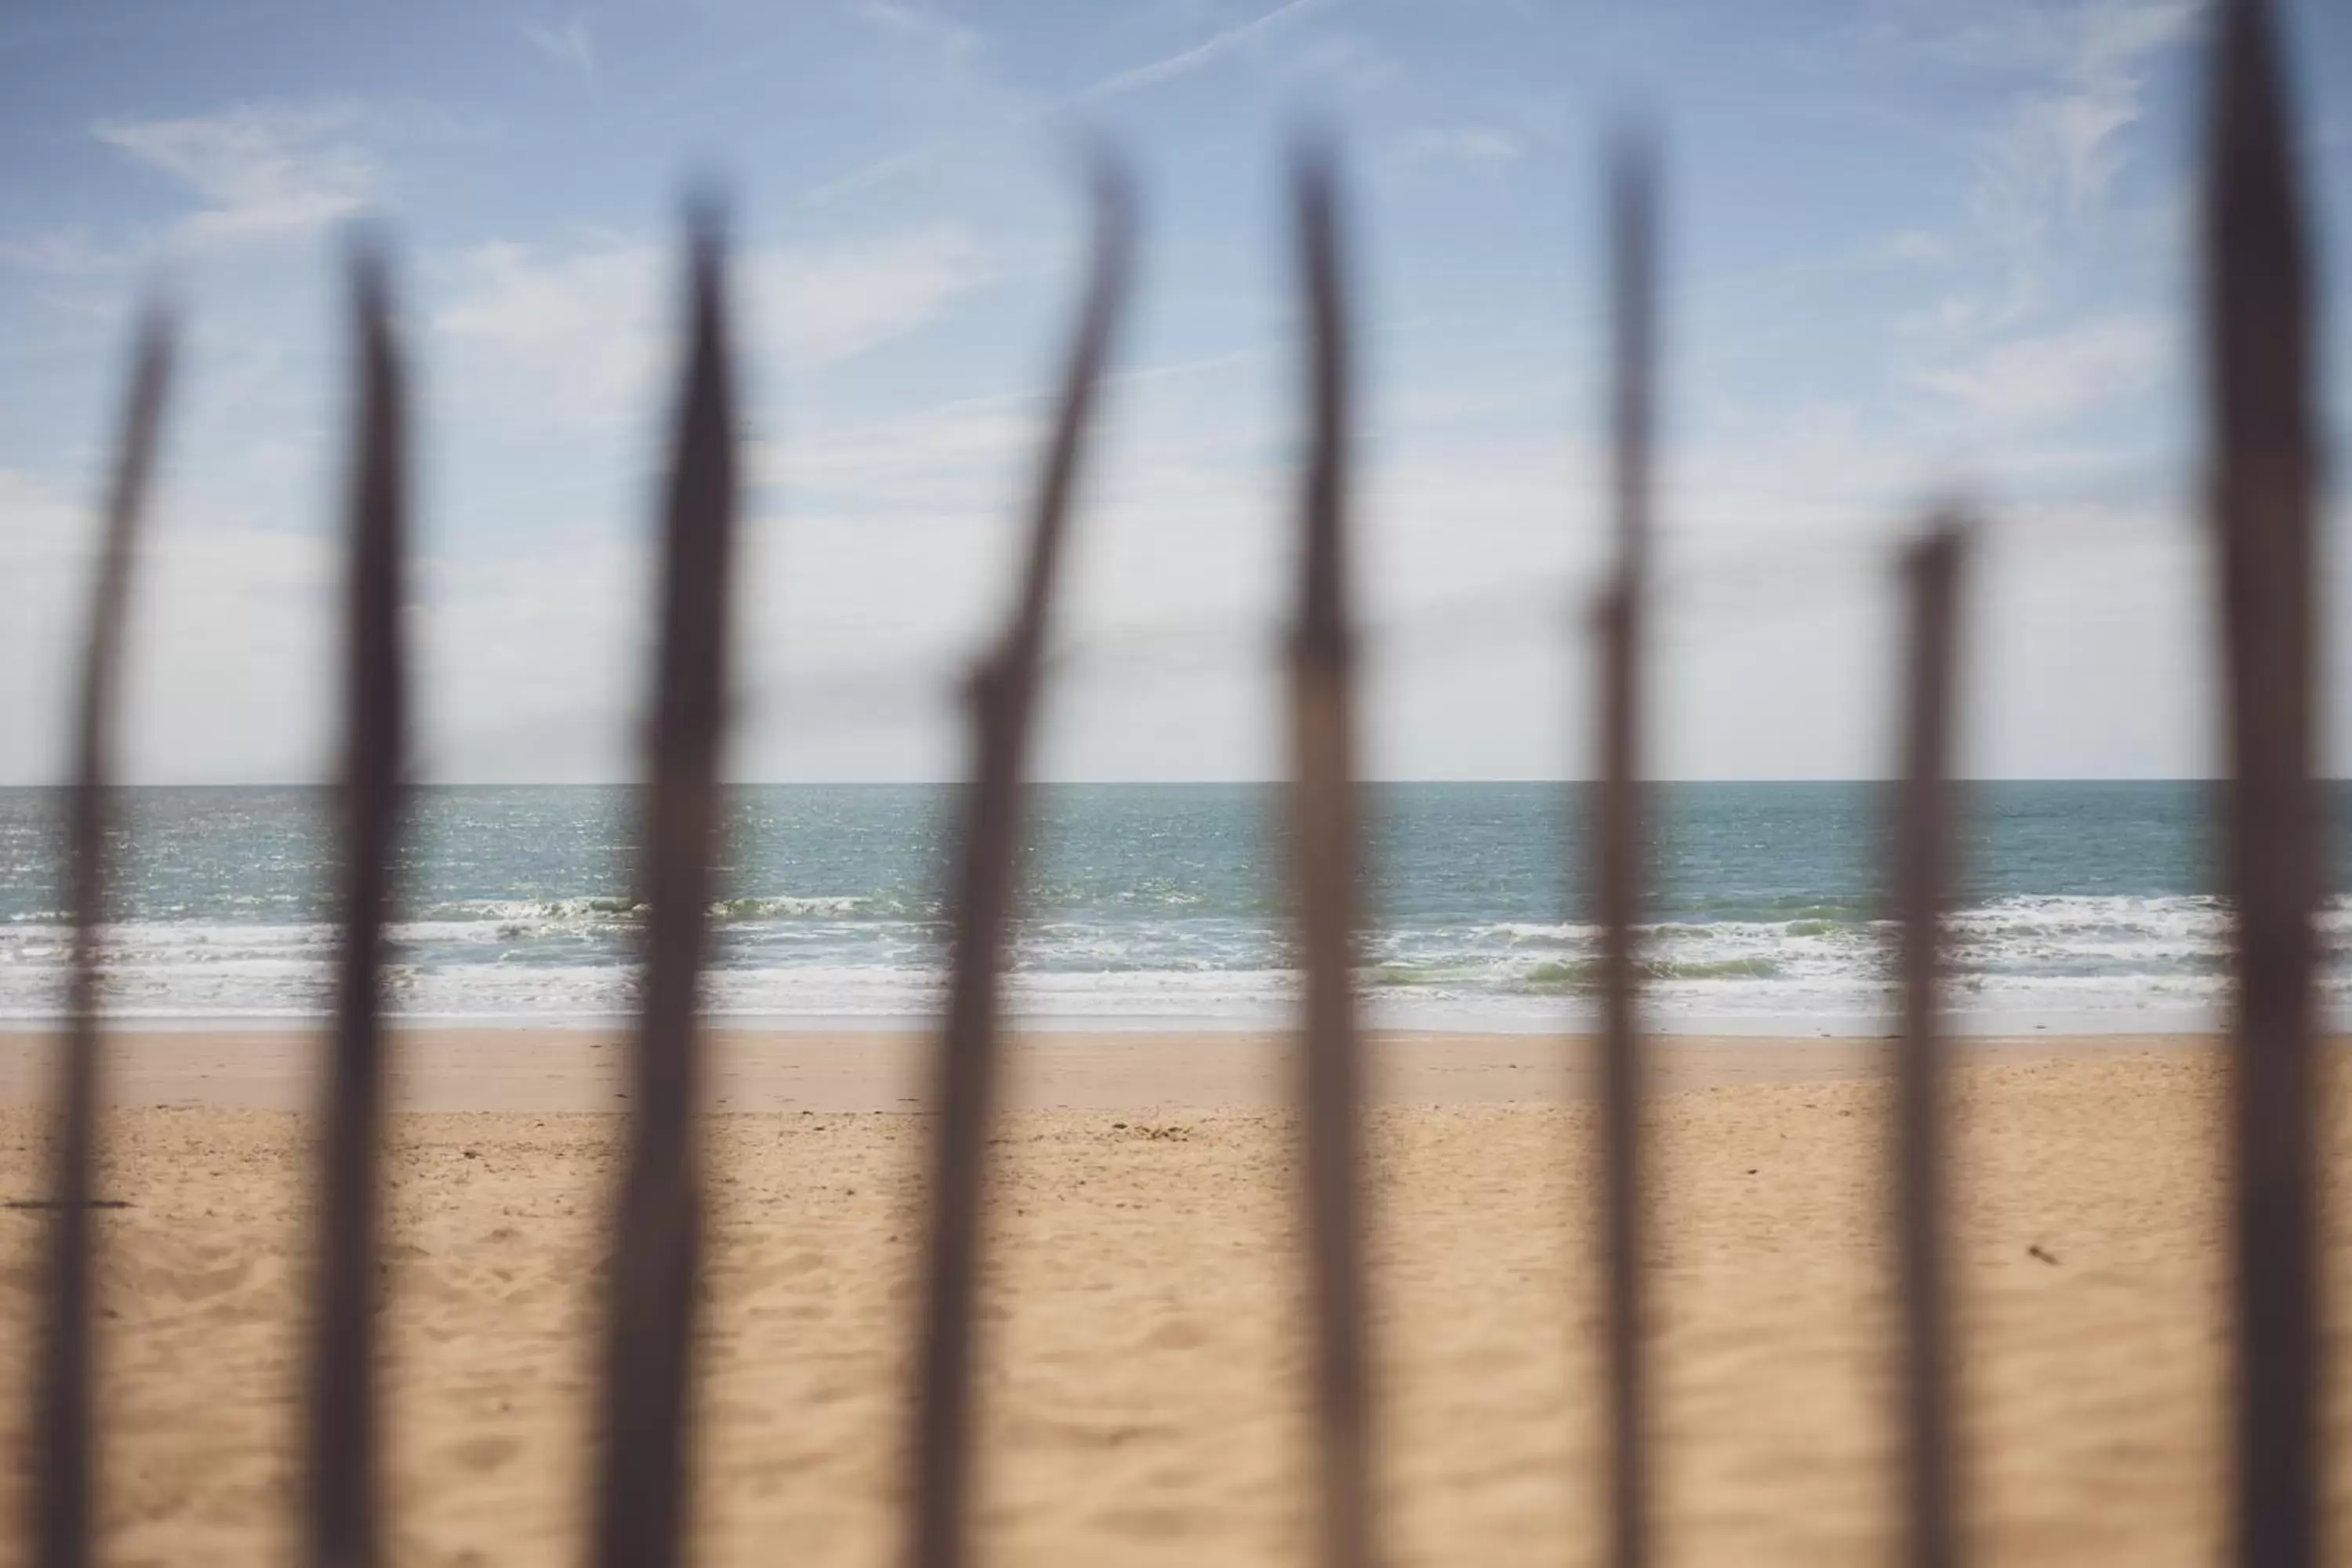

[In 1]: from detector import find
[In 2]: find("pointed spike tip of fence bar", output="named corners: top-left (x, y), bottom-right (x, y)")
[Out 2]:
top-left (127, 292), bottom-right (177, 412)
top-left (996, 138), bottom-right (1136, 672)
top-left (1907, 508), bottom-right (1973, 579)
top-left (2204, 0), bottom-right (2307, 408)
top-left (1082, 147), bottom-right (1138, 363)
top-left (1071, 135), bottom-right (1136, 240)
top-left (676, 196), bottom-right (735, 527)
top-left (1290, 132), bottom-right (1350, 665)
top-left (1605, 118), bottom-right (1659, 215)
top-left (347, 227), bottom-right (386, 318)
top-left (1605, 121), bottom-right (1659, 577)
top-left (682, 184), bottom-right (729, 318)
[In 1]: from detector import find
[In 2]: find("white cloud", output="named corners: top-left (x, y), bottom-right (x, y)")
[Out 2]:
top-left (1914, 314), bottom-right (2167, 426)
top-left (434, 224), bottom-right (995, 429)
top-left (0, 466), bottom-right (85, 573)
top-left (753, 225), bottom-right (993, 365)
top-left (520, 15), bottom-right (597, 87)
top-left (433, 241), bottom-right (665, 430)
top-left (0, 467), bottom-right (105, 782)
top-left (0, 463), bottom-right (346, 784)
top-left (1399, 126), bottom-right (1523, 165)
top-left (94, 103), bottom-right (376, 245)
top-left (1904, 1), bottom-right (2196, 349)
top-left (0, 229), bottom-right (132, 277)
top-left (1878, 229), bottom-right (1954, 266)
top-left (777, 397), bottom-right (1040, 508)
top-left (849, 0), bottom-right (981, 56)
top-left (414, 532), bottom-right (651, 782)
top-left (1896, 274), bottom-right (2043, 343)
top-left (1970, 0), bottom-right (2196, 239)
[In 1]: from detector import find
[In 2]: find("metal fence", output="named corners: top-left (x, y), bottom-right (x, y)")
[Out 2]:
top-left (23, 0), bottom-right (2328, 1563)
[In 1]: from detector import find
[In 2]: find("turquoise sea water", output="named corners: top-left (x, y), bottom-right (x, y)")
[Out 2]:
top-left (0, 782), bottom-right (2344, 1031)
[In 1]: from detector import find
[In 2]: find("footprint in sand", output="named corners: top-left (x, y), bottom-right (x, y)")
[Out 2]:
top-left (1141, 1317), bottom-right (1206, 1351)
top-left (448, 1434), bottom-right (521, 1473)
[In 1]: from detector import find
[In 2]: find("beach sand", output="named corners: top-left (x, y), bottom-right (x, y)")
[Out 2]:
top-left (0, 1026), bottom-right (2339, 1565)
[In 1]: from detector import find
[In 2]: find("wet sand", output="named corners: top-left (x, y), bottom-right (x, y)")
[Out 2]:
top-left (0, 1027), bottom-right (2335, 1565)
top-left (0, 1024), bottom-right (2181, 1113)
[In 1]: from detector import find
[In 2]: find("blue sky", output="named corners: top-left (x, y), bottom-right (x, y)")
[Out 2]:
top-left (0, 0), bottom-right (2346, 782)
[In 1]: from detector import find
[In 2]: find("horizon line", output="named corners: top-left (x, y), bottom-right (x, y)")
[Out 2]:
top-left (0, 775), bottom-right (2271, 789)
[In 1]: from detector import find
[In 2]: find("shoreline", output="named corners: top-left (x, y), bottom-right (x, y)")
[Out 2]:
top-left (0, 1000), bottom-right (2233, 1037)
top-left (0, 1024), bottom-right (2219, 1113)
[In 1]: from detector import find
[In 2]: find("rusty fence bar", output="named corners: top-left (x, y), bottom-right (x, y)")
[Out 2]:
top-left (2203, 0), bottom-right (2325, 1564)
top-left (907, 162), bottom-right (1134, 1568)
top-left (303, 244), bottom-right (410, 1568)
top-left (591, 207), bottom-right (740, 1568)
top-left (1287, 140), bottom-right (1376, 1568)
top-left (1891, 520), bottom-right (1968, 1568)
top-left (31, 304), bottom-right (173, 1568)
top-left (1589, 127), bottom-right (1656, 1568)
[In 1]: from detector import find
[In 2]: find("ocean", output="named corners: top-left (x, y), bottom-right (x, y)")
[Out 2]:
top-left (0, 782), bottom-right (2344, 1033)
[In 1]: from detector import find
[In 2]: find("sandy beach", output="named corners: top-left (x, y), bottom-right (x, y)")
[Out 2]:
top-left (0, 1026), bottom-right (2338, 1565)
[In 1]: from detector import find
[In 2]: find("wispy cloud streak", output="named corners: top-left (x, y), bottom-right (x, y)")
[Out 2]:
top-left (812, 0), bottom-right (1336, 200)
top-left (1069, 0), bottom-right (1330, 104)
top-left (95, 103), bottom-right (376, 245)
top-left (521, 15), bottom-right (597, 87)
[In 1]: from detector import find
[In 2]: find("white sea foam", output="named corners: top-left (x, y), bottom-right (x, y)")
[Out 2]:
top-left (0, 891), bottom-right (2340, 1033)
